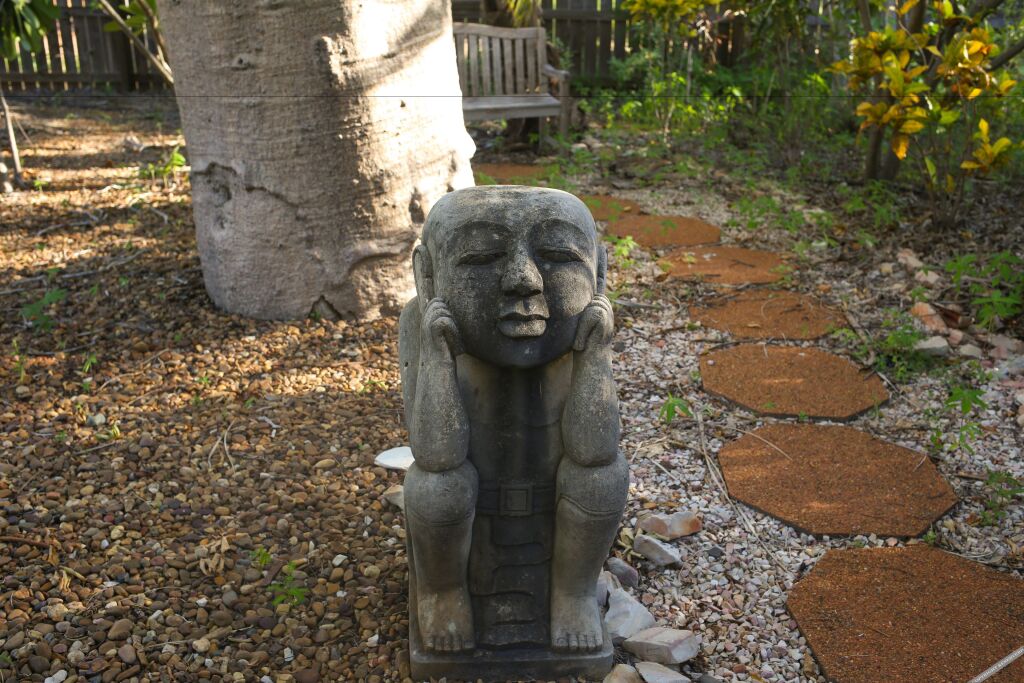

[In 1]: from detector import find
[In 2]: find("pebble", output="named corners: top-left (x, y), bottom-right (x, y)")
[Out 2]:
top-left (29, 655), bottom-right (50, 673)
top-left (107, 618), bottom-right (132, 640)
top-left (606, 556), bottom-right (640, 587)
top-left (958, 343), bottom-right (983, 359)
top-left (633, 534), bottom-right (682, 566)
top-left (637, 510), bottom-right (702, 539)
top-left (117, 643), bottom-right (137, 664)
top-left (313, 458), bottom-right (335, 470)
top-left (603, 663), bottom-right (644, 683)
top-left (192, 637), bottom-right (210, 653)
top-left (373, 446), bottom-right (414, 470)
top-left (383, 484), bottom-right (405, 510)
top-left (44, 672), bottom-right (68, 683)
top-left (914, 336), bottom-right (950, 357)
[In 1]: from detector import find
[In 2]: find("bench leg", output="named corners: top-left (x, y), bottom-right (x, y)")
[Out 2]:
top-left (538, 116), bottom-right (548, 151)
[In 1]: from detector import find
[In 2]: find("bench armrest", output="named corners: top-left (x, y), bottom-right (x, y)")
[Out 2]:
top-left (542, 64), bottom-right (570, 82)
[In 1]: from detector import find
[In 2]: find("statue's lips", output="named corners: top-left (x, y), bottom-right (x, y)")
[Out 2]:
top-left (497, 312), bottom-right (547, 338)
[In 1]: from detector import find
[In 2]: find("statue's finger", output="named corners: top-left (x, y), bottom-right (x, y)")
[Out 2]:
top-left (574, 308), bottom-right (598, 351)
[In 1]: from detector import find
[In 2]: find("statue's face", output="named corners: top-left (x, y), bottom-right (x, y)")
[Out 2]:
top-left (426, 187), bottom-right (600, 368)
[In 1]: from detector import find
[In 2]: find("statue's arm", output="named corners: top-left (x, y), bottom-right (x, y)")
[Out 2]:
top-left (399, 297), bottom-right (469, 472)
top-left (562, 296), bottom-right (621, 467)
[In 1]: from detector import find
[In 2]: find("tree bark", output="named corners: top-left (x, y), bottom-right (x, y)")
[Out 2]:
top-left (160, 0), bottom-right (475, 320)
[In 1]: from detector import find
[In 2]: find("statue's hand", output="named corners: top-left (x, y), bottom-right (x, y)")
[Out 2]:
top-left (421, 298), bottom-right (465, 359)
top-left (572, 295), bottom-right (614, 352)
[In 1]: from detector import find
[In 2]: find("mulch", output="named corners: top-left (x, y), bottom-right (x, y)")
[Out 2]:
top-left (700, 344), bottom-right (889, 420)
top-left (0, 104), bottom-right (414, 682)
top-left (606, 215), bottom-right (721, 248)
top-left (689, 289), bottom-right (846, 340)
top-left (718, 424), bottom-right (958, 537)
top-left (787, 545), bottom-right (1024, 683)
top-left (659, 246), bottom-right (787, 285)
top-left (580, 194), bottom-right (644, 221)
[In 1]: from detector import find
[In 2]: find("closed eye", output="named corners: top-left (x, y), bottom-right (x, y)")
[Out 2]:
top-left (538, 248), bottom-right (582, 263)
top-left (458, 251), bottom-right (505, 265)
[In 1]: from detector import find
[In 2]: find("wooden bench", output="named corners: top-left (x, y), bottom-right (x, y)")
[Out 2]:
top-left (453, 23), bottom-right (571, 141)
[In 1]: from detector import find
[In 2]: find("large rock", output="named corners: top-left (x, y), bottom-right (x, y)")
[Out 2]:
top-left (635, 661), bottom-right (688, 683)
top-left (637, 511), bottom-right (702, 539)
top-left (633, 535), bottom-right (682, 566)
top-left (910, 302), bottom-right (948, 333)
top-left (604, 587), bottom-right (656, 644)
top-left (603, 663), bottom-right (644, 683)
top-left (623, 627), bottom-right (700, 664)
top-left (606, 556), bottom-right (640, 587)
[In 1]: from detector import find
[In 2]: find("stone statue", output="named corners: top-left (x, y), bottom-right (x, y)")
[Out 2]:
top-left (398, 186), bottom-right (629, 680)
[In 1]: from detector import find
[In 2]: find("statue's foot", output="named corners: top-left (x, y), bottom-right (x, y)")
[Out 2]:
top-left (417, 586), bottom-right (475, 653)
top-left (550, 588), bottom-right (603, 653)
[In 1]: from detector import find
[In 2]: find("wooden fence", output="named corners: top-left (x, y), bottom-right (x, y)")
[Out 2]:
top-left (453, 0), bottom-right (631, 82)
top-left (0, 0), bottom-right (166, 92)
top-left (6, 0), bottom-right (636, 92)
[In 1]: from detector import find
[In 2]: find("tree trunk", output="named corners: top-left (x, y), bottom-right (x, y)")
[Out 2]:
top-left (160, 0), bottom-right (475, 320)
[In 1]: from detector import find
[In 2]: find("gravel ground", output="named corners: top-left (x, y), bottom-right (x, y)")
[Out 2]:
top-left (0, 103), bottom-right (1020, 683)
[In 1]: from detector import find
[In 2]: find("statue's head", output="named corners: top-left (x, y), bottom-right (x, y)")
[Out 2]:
top-left (415, 186), bottom-right (605, 369)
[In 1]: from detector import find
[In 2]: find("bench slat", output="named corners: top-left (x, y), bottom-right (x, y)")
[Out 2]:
top-left (468, 33), bottom-right (479, 97)
top-left (456, 33), bottom-right (468, 95)
top-left (502, 37), bottom-right (514, 98)
top-left (514, 37), bottom-right (525, 94)
top-left (481, 34), bottom-right (493, 94)
top-left (462, 94), bottom-right (561, 121)
top-left (490, 36), bottom-right (503, 96)
top-left (525, 36), bottom-right (537, 91)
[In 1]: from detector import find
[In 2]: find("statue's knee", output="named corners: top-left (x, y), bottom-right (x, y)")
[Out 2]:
top-left (404, 460), bottom-right (478, 525)
top-left (557, 453), bottom-right (628, 515)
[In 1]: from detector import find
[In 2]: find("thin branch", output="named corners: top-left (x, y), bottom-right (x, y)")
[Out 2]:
top-left (95, 0), bottom-right (174, 86)
top-left (135, 0), bottom-right (169, 64)
top-left (989, 35), bottom-right (1024, 70)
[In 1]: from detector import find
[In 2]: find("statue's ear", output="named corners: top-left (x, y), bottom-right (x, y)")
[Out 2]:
top-left (412, 244), bottom-right (435, 313)
top-left (595, 241), bottom-right (608, 296)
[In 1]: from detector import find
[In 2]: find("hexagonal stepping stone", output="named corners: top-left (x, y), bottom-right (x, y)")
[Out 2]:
top-left (660, 246), bottom-right (787, 285)
top-left (580, 194), bottom-right (643, 221)
top-left (607, 215), bottom-right (720, 247)
top-left (788, 546), bottom-right (1024, 683)
top-left (701, 345), bottom-right (888, 420)
top-left (719, 424), bottom-right (957, 537)
top-left (690, 289), bottom-right (846, 340)
top-left (473, 162), bottom-right (553, 185)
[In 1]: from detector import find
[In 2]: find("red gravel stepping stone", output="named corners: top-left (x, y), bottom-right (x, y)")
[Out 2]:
top-left (473, 163), bottom-right (552, 184)
top-left (607, 215), bottom-right (721, 247)
top-left (719, 424), bottom-right (957, 537)
top-left (690, 289), bottom-right (846, 340)
top-left (788, 546), bottom-right (1024, 683)
top-left (580, 195), bottom-right (643, 221)
top-left (660, 246), bottom-right (787, 285)
top-left (700, 344), bottom-right (888, 420)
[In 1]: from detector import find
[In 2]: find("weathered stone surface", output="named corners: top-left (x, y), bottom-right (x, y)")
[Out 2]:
top-left (637, 511), bottom-right (702, 539)
top-left (604, 587), bottom-right (656, 644)
top-left (603, 663), bottom-right (644, 683)
top-left (623, 627), bottom-right (700, 665)
top-left (910, 302), bottom-right (947, 333)
top-left (633, 534), bottom-right (682, 566)
top-left (400, 187), bottom-right (627, 680)
top-left (635, 661), bottom-right (688, 683)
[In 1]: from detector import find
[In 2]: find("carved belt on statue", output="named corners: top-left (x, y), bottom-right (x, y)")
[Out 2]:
top-left (476, 481), bottom-right (556, 517)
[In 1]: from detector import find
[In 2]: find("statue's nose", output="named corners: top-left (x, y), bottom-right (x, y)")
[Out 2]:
top-left (501, 251), bottom-right (543, 297)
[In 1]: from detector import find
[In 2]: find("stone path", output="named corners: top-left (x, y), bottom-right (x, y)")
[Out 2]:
top-left (433, 163), bottom-right (1022, 683)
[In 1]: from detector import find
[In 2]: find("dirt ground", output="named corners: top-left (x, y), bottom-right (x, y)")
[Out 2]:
top-left (2, 98), bottom-right (1022, 683)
